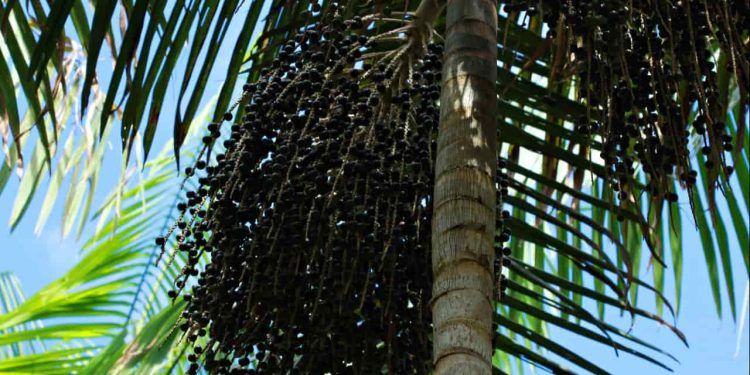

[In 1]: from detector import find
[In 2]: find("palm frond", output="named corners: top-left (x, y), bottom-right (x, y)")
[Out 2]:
top-left (0, 97), bottom-right (218, 372)
top-left (0, 143), bottom-right (189, 372)
top-left (0, 1), bottom-right (746, 374)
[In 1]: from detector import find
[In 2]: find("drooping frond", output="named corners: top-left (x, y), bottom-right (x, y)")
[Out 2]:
top-left (0, 1), bottom-right (746, 374)
top-left (0, 111), bottom-right (216, 372)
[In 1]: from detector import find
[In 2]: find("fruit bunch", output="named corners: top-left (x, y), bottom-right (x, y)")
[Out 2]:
top-left (505, 0), bottom-right (748, 210)
top-left (156, 7), bottom-right (445, 373)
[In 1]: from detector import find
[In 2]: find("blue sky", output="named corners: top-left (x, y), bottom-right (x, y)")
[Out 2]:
top-left (548, 215), bottom-right (749, 374)
top-left (1, 2), bottom-right (748, 374)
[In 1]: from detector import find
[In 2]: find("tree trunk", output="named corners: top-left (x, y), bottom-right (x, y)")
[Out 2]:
top-left (431, 0), bottom-right (497, 374)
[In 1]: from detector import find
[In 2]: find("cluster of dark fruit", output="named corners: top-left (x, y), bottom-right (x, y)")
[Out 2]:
top-left (155, 9), bottom-right (444, 374)
top-left (504, 0), bottom-right (748, 208)
top-left (495, 159), bottom-right (512, 299)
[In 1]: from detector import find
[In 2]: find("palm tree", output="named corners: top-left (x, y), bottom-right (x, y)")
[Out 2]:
top-left (0, 0), bottom-right (747, 373)
top-left (430, 0), bottom-right (498, 373)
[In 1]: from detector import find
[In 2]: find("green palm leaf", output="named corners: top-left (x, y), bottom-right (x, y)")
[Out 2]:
top-left (0, 1), bottom-right (746, 373)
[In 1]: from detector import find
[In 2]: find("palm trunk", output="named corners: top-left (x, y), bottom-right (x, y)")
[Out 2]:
top-left (431, 0), bottom-right (498, 374)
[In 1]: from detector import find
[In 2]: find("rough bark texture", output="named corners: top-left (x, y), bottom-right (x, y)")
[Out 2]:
top-left (432, 0), bottom-right (497, 374)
